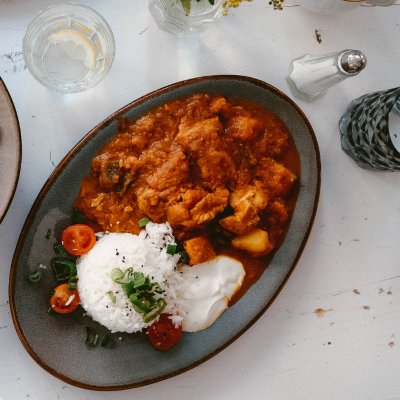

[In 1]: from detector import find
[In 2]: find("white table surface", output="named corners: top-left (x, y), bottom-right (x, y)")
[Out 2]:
top-left (1, 0), bottom-right (400, 398)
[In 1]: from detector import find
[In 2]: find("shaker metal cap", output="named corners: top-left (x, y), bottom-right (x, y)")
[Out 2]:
top-left (339, 50), bottom-right (367, 75)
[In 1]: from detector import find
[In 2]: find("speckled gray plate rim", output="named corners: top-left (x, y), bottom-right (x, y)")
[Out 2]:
top-left (9, 75), bottom-right (321, 391)
top-left (0, 78), bottom-right (21, 225)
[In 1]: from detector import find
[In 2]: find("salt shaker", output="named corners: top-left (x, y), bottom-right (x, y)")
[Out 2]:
top-left (287, 49), bottom-right (367, 102)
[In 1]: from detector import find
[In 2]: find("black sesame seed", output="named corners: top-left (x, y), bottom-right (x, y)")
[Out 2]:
top-left (106, 306), bottom-right (108, 308)
top-left (116, 252), bottom-right (119, 255)
top-left (126, 313), bottom-right (129, 316)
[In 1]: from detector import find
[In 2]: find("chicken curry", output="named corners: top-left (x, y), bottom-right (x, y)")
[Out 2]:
top-left (74, 93), bottom-right (301, 304)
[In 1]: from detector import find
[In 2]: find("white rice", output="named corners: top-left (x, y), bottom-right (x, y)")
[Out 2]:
top-left (77, 222), bottom-right (190, 333)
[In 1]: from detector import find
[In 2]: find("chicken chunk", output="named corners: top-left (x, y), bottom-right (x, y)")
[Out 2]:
top-left (210, 97), bottom-right (228, 115)
top-left (176, 118), bottom-right (237, 190)
top-left (167, 189), bottom-right (229, 230)
top-left (227, 116), bottom-right (263, 142)
top-left (255, 158), bottom-right (296, 197)
top-left (219, 182), bottom-right (268, 235)
top-left (146, 151), bottom-right (190, 191)
top-left (184, 190), bottom-right (229, 228)
top-left (229, 182), bottom-right (268, 211)
top-left (197, 150), bottom-right (237, 190)
top-left (176, 117), bottom-right (223, 156)
top-left (219, 200), bottom-right (260, 235)
top-left (232, 228), bottom-right (273, 257)
top-left (184, 237), bottom-right (216, 266)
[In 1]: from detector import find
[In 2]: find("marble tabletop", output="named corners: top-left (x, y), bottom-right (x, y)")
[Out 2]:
top-left (1, 0), bottom-right (400, 399)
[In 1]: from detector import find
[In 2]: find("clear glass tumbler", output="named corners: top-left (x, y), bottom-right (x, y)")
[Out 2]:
top-left (23, 3), bottom-right (115, 94)
top-left (339, 87), bottom-right (400, 171)
top-left (148, 0), bottom-right (224, 38)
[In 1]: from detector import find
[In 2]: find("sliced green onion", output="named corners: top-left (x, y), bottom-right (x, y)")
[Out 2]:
top-left (67, 277), bottom-right (79, 291)
top-left (107, 291), bottom-right (116, 304)
top-left (72, 208), bottom-right (85, 224)
top-left (53, 243), bottom-right (67, 256)
top-left (111, 267), bottom-right (133, 283)
top-left (178, 251), bottom-right (190, 264)
top-left (111, 268), bottom-right (123, 282)
top-left (28, 271), bottom-right (42, 283)
top-left (166, 244), bottom-right (177, 255)
top-left (133, 271), bottom-right (144, 280)
top-left (146, 283), bottom-right (163, 295)
top-left (52, 260), bottom-right (77, 281)
top-left (138, 217), bottom-right (150, 227)
top-left (101, 335), bottom-right (111, 347)
top-left (45, 228), bottom-right (52, 240)
top-left (93, 334), bottom-right (99, 345)
top-left (84, 325), bottom-right (95, 344)
top-left (48, 307), bottom-right (56, 314)
top-left (132, 275), bottom-right (149, 290)
top-left (129, 293), bottom-right (155, 313)
top-left (143, 298), bottom-right (167, 323)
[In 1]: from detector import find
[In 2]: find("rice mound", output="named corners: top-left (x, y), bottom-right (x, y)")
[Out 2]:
top-left (77, 222), bottom-right (189, 333)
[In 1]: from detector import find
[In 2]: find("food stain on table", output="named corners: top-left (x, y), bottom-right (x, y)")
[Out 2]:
top-left (315, 29), bottom-right (322, 44)
top-left (315, 308), bottom-right (332, 318)
top-left (1, 50), bottom-right (25, 73)
top-left (353, 289), bottom-right (361, 295)
top-left (389, 342), bottom-right (395, 348)
top-left (363, 306), bottom-right (370, 310)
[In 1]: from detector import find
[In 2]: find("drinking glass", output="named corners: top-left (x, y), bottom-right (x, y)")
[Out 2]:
top-left (23, 3), bottom-right (115, 94)
top-left (339, 87), bottom-right (400, 171)
top-left (148, 0), bottom-right (224, 38)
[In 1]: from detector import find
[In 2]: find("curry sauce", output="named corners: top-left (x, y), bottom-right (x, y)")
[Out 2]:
top-left (74, 94), bottom-right (301, 304)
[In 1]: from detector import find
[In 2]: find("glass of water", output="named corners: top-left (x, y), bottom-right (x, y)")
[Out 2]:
top-left (148, 0), bottom-right (224, 38)
top-left (23, 3), bottom-right (115, 94)
top-left (339, 87), bottom-right (400, 171)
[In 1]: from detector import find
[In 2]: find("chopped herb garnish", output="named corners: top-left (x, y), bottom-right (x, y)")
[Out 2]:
top-left (101, 335), bottom-right (111, 347)
top-left (143, 298), bottom-right (167, 323)
top-left (93, 334), bottom-right (98, 345)
top-left (67, 277), bottom-right (79, 291)
top-left (178, 251), bottom-right (190, 264)
top-left (84, 325), bottom-right (95, 344)
top-left (53, 243), bottom-right (67, 256)
top-left (107, 291), bottom-right (117, 304)
top-left (52, 259), bottom-right (77, 281)
top-left (48, 307), bottom-right (56, 314)
top-left (28, 271), bottom-right (42, 283)
top-left (45, 229), bottom-right (52, 239)
top-left (166, 244), bottom-right (177, 255)
top-left (112, 268), bottom-right (166, 323)
top-left (138, 217), bottom-right (150, 227)
top-left (72, 208), bottom-right (85, 224)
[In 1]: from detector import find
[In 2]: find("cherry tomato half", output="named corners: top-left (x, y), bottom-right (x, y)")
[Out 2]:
top-left (147, 313), bottom-right (182, 350)
top-left (62, 224), bottom-right (96, 255)
top-left (50, 283), bottom-right (80, 314)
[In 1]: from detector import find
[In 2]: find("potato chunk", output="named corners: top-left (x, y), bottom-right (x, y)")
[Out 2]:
top-left (231, 229), bottom-right (273, 257)
top-left (184, 237), bottom-right (216, 266)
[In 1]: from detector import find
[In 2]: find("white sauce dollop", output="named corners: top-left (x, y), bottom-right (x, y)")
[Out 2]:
top-left (181, 256), bottom-right (245, 332)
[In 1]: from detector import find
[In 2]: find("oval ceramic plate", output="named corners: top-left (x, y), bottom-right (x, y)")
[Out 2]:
top-left (10, 76), bottom-right (320, 390)
top-left (0, 78), bottom-right (21, 224)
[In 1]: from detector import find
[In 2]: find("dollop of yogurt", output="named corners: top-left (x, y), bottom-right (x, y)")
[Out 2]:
top-left (180, 256), bottom-right (245, 332)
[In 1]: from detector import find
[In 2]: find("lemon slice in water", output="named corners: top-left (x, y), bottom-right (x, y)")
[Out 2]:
top-left (48, 29), bottom-right (97, 70)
